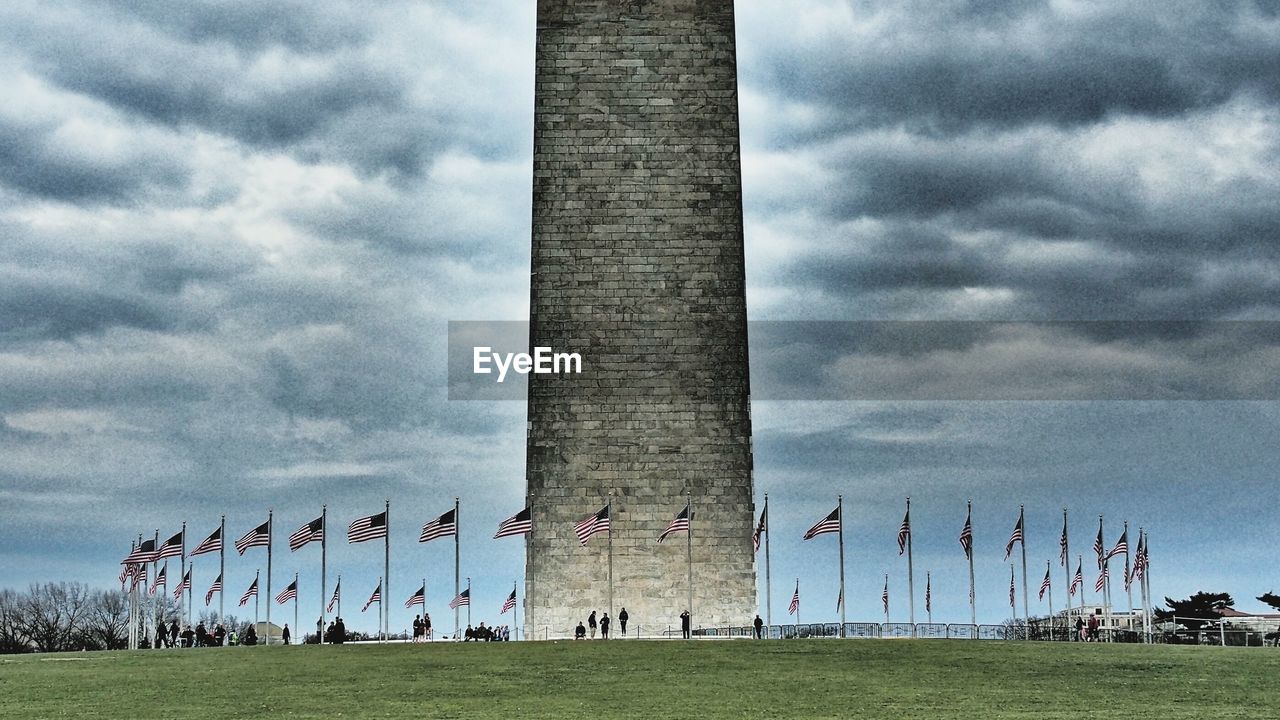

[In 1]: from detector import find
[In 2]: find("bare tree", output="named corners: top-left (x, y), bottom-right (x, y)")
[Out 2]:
top-left (0, 589), bottom-right (32, 653)
top-left (80, 590), bottom-right (130, 651)
top-left (20, 582), bottom-right (93, 652)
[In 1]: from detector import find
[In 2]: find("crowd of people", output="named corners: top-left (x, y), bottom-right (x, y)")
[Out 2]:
top-left (463, 622), bottom-right (511, 641)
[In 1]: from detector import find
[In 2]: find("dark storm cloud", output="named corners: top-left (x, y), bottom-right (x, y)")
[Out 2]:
top-left (749, 0), bottom-right (1280, 139)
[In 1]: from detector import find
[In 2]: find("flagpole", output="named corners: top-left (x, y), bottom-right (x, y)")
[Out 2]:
top-left (764, 493), bottom-right (772, 634)
top-left (1046, 560), bottom-right (1054, 640)
top-left (884, 574), bottom-right (889, 625)
top-left (1123, 520), bottom-right (1134, 635)
top-left (967, 500), bottom-right (976, 627)
top-left (1100, 514), bottom-right (1111, 642)
top-left (321, 505), bottom-right (327, 641)
top-left (153, 529), bottom-right (159, 646)
top-left (795, 578), bottom-right (800, 630)
top-left (294, 572), bottom-right (299, 644)
top-left (837, 494), bottom-right (846, 636)
top-left (906, 497), bottom-right (915, 632)
top-left (182, 521), bottom-right (189, 631)
top-left (467, 577), bottom-right (472, 628)
top-left (1019, 506), bottom-right (1029, 639)
top-left (527, 490), bottom-right (535, 639)
top-left (513, 581), bottom-right (518, 641)
top-left (219, 515), bottom-right (225, 626)
top-left (686, 492), bottom-right (693, 631)
top-left (337, 573), bottom-right (342, 619)
top-left (1062, 508), bottom-right (1071, 638)
top-left (384, 498), bottom-right (390, 642)
top-left (454, 497), bottom-right (460, 641)
top-left (254, 569), bottom-right (260, 643)
top-left (926, 572), bottom-right (932, 625)
top-left (266, 510), bottom-right (273, 647)
top-left (1143, 530), bottom-right (1153, 642)
top-left (607, 495), bottom-right (614, 624)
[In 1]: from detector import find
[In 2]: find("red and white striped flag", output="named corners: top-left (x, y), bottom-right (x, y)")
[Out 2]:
top-left (788, 581), bottom-right (799, 615)
top-left (896, 506), bottom-right (911, 555)
top-left (959, 505), bottom-right (973, 558)
top-left (1059, 515), bottom-right (1069, 567)
top-left (1093, 518), bottom-right (1105, 567)
top-left (574, 505), bottom-right (610, 546)
top-left (882, 578), bottom-right (889, 615)
top-left (419, 509), bottom-right (457, 544)
top-left (803, 506), bottom-right (840, 540)
top-left (494, 507), bottom-right (532, 539)
top-left (405, 585), bottom-right (425, 609)
top-left (327, 581), bottom-right (341, 613)
top-left (191, 526), bottom-right (222, 556)
top-left (348, 511), bottom-right (388, 544)
top-left (449, 589), bottom-right (471, 610)
top-left (752, 505), bottom-right (767, 553)
top-left (239, 577), bottom-right (258, 607)
top-left (362, 583), bottom-right (381, 612)
top-left (173, 568), bottom-right (191, 600)
top-left (1004, 509), bottom-right (1024, 560)
top-left (501, 588), bottom-right (517, 614)
top-left (657, 504), bottom-right (690, 543)
top-left (205, 573), bottom-right (221, 606)
top-left (1106, 528), bottom-right (1128, 562)
top-left (1009, 566), bottom-right (1016, 609)
top-left (1039, 566), bottom-right (1051, 601)
top-left (925, 574), bottom-right (932, 614)
top-left (1129, 532), bottom-right (1147, 584)
top-left (156, 531), bottom-right (184, 560)
top-left (1095, 563), bottom-right (1109, 593)
top-left (1069, 560), bottom-right (1083, 597)
top-left (148, 563), bottom-right (167, 597)
top-left (235, 521), bottom-right (270, 555)
top-left (131, 564), bottom-right (147, 590)
top-left (288, 516), bottom-right (324, 552)
top-left (275, 580), bottom-right (297, 605)
top-left (121, 539), bottom-right (157, 565)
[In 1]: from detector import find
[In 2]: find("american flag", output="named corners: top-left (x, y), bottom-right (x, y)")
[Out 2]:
top-left (132, 563), bottom-right (147, 589)
top-left (156, 531), bottom-right (184, 560)
top-left (574, 505), bottom-right (610, 546)
top-left (419, 509), bottom-right (457, 543)
top-left (752, 505), bottom-right (767, 553)
top-left (148, 563), bottom-right (167, 596)
top-left (449, 588), bottom-right (470, 610)
top-left (362, 583), bottom-right (381, 612)
top-left (959, 505), bottom-right (973, 558)
top-left (289, 515), bottom-right (324, 552)
top-left (1095, 563), bottom-right (1109, 593)
top-left (118, 561), bottom-right (141, 590)
top-left (882, 578), bottom-right (889, 615)
top-left (925, 574), bottom-right (932, 614)
top-left (1039, 566), bottom-right (1051, 601)
top-left (788, 581), bottom-right (799, 615)
top-left (205, 573), bottom-right (222, 606)
top-left (405, 585), bottom-right (425, 609)
top-left (1093, 519), bottom-right (1105, 566)
top-left (191, 526), bottom-right (222, 556)
top-left (239, 578), bottom-right (258, 607)
top-left (803, 506), bottom-right (840, 540)
top-left (173, 568), bottom-right (191, 600)
top-left (501, 588), bottom-right (516, 614)
top-left (275, 580), bottom-right (297, 605)
top-left (1106, 528), bottom-right (1128, 562)
top-left (657, 504), bottom-right (690, 543)
top-left (348, 510), bottom-right (388, 544)
top-left (327, 581), bottom-right (341, 613)
top-left (836, 586), bottom-right (843, 612)
top-left (121, 538), bottom-right (157, 565)
top-left (1069, 560), bottom-right (1083, 597)
top-left (494, 507), bottom-right (532, 539)
top-left (896, 506), bottom-right (911, 555)
top-left (1004, 509), bottom-right (1024, 560)
top-left (235, 521), bottom-right (270, 555)
top-left (1009, 566), bottom-right (1016, 608)
top-left (1130, 532), bottom-right (1148, 584)
top-left (1059, 515), bottom-right (1069, 566)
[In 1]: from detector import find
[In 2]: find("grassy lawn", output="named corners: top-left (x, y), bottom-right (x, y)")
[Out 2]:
top-left (1, 639), bottom-right (1276, 719)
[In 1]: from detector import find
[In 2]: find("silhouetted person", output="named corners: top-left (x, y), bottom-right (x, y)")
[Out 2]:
top-left (754, 615), bottom-right (764, 639)
top-left (334, 618), bottom-right (346, 644)
top-left (169, 620), bottom-right (179, 647)
top-left (588, 611), bottom-right (597, 639)
top-left (575, 621), bottom-right (586, 640)
top-left (195, 622), bottom-right (208, 647)
top-left (282, 624), bottom-right (291, 645)
top-left (423, 613), bottom-right (432, 640)
top-left (600, 613), bottom-right (610, 639)
top-left (215, 624), bottom-right (226, 647)
top-left (155, 623), bottom-right (166, 649)
top-left (680, 611), bottom-right (691, 639)
top-left (619, 608), bottom-right (629, 636)
top-left (242, 624), bottom-right (257, 646)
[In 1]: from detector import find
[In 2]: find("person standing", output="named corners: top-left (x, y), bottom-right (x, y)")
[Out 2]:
top-left (588, 610), bottom-right (598, 639)
top-left (753, 614), bottom-right (764, 639)
top-left (680, 610), bottom-right (691, 640)
top-left (282, 623), bottom-right (291, 645)
top-left (423, 613), bottom-right (432, 641)
top-left (412, 616), bottom-right (422, 644)
top-left (1087, 613), bottom-right (1100, 642)
top-left (169, 620), bottom-right (179, 648)
top-left (619, 608), bottom-right (629, 636)
top-left (600, 613), bottom-right (611, 639)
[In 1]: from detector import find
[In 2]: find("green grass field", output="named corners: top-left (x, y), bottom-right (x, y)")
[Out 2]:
top-left (2, 639), bottom-right (1276, 719)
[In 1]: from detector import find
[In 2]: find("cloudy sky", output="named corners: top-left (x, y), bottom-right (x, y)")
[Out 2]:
top-left (2, 0), bottom-right (1279, 632)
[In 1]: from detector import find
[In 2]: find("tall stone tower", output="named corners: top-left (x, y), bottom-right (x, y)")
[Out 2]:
top-left (525, 0), bottom-right (755, 636)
